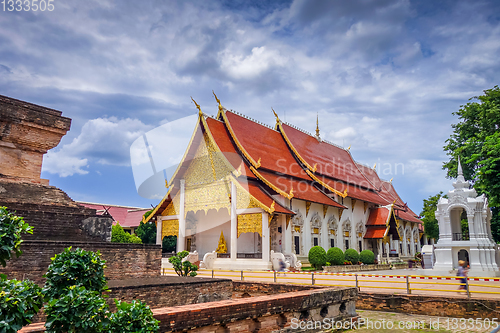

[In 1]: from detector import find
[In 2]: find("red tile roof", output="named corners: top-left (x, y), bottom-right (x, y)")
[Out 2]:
top-left (223, 112), bottom-right (310, 180)
top-left (317, 176), bottom-right (389, 206)
top-left (77, 202), bottom-right (149, 228)
top-left (279, 123), bottom-right (376, 190)
top-left (253, 169), bottom-right (345, 208)
top-left (240, 180), bottom-right (294, 215)
top-left (205, 117), bottom-right (255, 179)
top-left (366, 207), bottom-right (391, 226)
top-left (364, 226), bottom-right (387, 239)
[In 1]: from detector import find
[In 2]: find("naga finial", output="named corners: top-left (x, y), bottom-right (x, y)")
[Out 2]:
top-left (212, 91), bottom-right (223, 113)
top-left (191, 96), bottom-right (202, 115)
top-left (372, 163), bottom-right (377, 170)
top-left (271, 107), bottom-right (280, 126)
top-left (316, 113), bottom-right (320, 138)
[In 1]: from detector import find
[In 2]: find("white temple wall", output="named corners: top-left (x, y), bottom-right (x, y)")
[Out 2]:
top-left (187, 208), bottom-right (231, 258)
top-left (238, 232), bottom-right (261, 253)
top-left (195, 220), bottom-right (231, 258)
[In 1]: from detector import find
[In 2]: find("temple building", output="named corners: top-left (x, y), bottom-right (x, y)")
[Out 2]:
top-left (146, 96), bottom-right (422, 270)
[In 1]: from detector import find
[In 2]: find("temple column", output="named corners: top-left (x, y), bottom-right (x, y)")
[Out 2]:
top-left (230, 182), bottom-right (237, 261)
top-left (156, 216), bottom-right (163, 245)
top-left (410, 227), bottom-right (415, 256)
top-left (280, 215), bottom-right (287, 253)
top-left (177, 179), bottom-right (186, 252)
top-left (262, 212), bottom-right (270, 263)
top-left (284, 216), bottom-right (292, 254)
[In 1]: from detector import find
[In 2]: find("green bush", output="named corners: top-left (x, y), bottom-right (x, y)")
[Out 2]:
top-left (308, 246), bottom-right (327, 269)
top-left (108, 300), bottom-right (160, 332)
top-left (43, 247), bottom-right (108, 299)
top-left (326, 247), bottom-right (344, 265)
top-left (0, 276), bottom-right (44, 333)
top-left (111, 223), bottom-right (142, 244)
top-left (136, 221), bottom-right (157, 244)
top-left (44, 286), bottom-right (109, 333)
top-left (344, 249), bottom-right (359, 264)
top-left (0, 206), bottom-right (33, 267)
top-left (168, 251), bottom-right (198, 277)
top-left (359, 250), bottom-right (375, 264)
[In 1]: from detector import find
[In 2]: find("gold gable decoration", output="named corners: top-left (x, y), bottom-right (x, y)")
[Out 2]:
top-left (216, 231), bottom-right (227, 253)
top-left (351, 199), bottom-right (356, 212)
top-left (162, 194), bottom-right (180, 216)
top-left (338, 208), bottom-right (344, 221)
top-left (237, 213), bottom-right (262, 237)
top-left (185, 180), bottom-right (231, 215)
top-left (161, 219), bottom-right (179, 239)
top-left (236, 186), bottom-right (262, 210)
top-left (305, 201), bottom-right (311, 217)
top-left (323, 205), bottom-right (328, 218)
top-left (286, 215), bottom-right (291, 229)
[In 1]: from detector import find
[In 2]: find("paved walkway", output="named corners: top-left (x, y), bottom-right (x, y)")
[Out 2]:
top-left (163, 267), bottom-right (500, 300)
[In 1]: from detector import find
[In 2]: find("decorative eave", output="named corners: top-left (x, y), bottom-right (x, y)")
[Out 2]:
top-left (305, 169), bottom-right (348, 198)
top-left (250, 166), bottom-right (294, 200)
top-left (219, 110), bottom-right (262, 169)
top-left (229, 175), bottom-right (277, 215)
top-left (277, 122), bottom-right (317, 173)
top-left (144, 185), bottom-right (174, 224)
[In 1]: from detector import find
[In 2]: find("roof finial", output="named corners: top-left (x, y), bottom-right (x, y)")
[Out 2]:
top-left (458, 156), bottom-right (463, 177)
top-left (191, 97), bottom-right (202, 116)
top-left (212, 91), bottom-right (223, 113)
top-left (271, 107), bottom-right (280, 126)
top-left (372, 163), bottom-right (377, 170)
top-left (315, 113), bottom-right (320, 138)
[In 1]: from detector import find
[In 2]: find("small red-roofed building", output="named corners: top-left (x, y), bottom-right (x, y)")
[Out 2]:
top-left (77, 202), bottom-right (150, 235)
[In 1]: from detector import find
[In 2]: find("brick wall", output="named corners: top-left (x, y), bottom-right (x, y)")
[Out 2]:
top-left (357, 292), bottom-right (500, 319)
top-left (108, 276), bottom-right (233, 311)
top-left (0, 180), bottom-right (112, 242)
top-left (0, 240), bottom-right (161, 284)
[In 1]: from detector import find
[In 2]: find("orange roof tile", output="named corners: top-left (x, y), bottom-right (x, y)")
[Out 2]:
top-left (205, 117), bottom-right (255, 179)
top-left (254, 169), bottom-right (345, 208)
top-left (318, 176), bottom-right (390, 206)
top-left (366, 207), bottom-right (390, 226)
top-left (223, 111), bottom-right (310, 180)
top-left (364, 226), bottom-right (387, 239)
top-left (241, 180), bottom-right (294, 215)
top-left (280, 123), bottom-right (376, 190)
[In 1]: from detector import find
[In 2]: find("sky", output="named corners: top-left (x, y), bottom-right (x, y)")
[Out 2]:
top-left (1, 0), bottom-right (499, 213)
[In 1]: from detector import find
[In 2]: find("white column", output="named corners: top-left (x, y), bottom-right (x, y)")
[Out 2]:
top-left (230, 182), bottom-right (237, 261)
top-left (410, 227), bottom-right (415, 256)
top-left (322, 214), bottom-right (328, 249)
top-left (156, 217), bottom-right (163, 245)
top-left (262, 212), bottom-right (270, 263)
top-left (285, 216), bottom-right (292, 253)
top-left (177, 179), bottom-right (186, 252)
top-left (304, 211), bottom-right (311, 253)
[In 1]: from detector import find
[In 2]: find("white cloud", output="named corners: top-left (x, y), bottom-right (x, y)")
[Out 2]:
top-left (42, 117), bottom-right (152, 177)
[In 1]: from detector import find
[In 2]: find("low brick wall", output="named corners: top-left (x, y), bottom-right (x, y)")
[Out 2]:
top-left (0, 240), bottom-right (161, 284)
top-left (357, 292), bottom-right (500, 319)
top-left (21, 284), bottom-right (357, 333)
top-left (155, 286), bottom-right (358, 332)
top-left (108, 276), bottom-right (233, 311)
top-left (323, 263), bottom-right (409, 273)
top-left (233, 280), bottom-right (318, 295)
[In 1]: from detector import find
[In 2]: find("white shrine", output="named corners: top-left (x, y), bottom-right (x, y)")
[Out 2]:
top-left (432, 159), bottom-right (500, 276)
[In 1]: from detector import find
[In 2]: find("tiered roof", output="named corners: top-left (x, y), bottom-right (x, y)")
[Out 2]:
top-left (147, 101), bottom-right (421, 226)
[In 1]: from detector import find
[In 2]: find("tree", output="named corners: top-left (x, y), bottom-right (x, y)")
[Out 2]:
top-left (0, 206), bottom-right (33, 267)
top-left (0, 207), bottom-right (43, 333)
top-left (162, 236), bottom-right (177, 253)
top-left (420, 192), bottom-right (446, 241)
top-left (111, 223), bottom-right (142, 244)
top-left (443, 85), bottom-right (500, 241)
top-left (43, 247), bottom-right (108, 299)
top-left (136, 221), bottom-right (157, 244)
top-left (168, 251), bottom-right (198, 277)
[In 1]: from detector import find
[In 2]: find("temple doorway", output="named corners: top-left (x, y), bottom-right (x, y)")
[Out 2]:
top-left (458, 249), bottom-right (469, 264)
